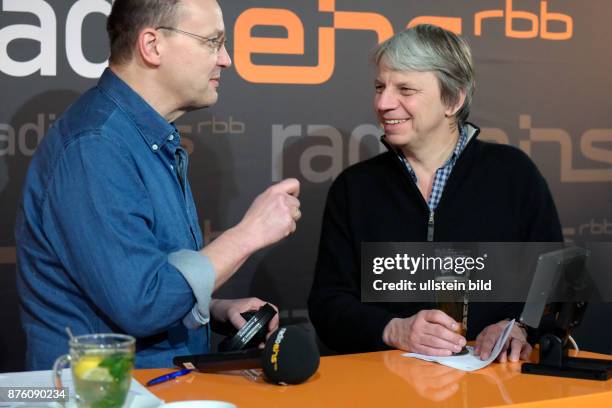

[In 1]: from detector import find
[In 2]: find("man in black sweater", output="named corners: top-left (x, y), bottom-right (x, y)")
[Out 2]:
top-left (308, 25), bottom-right (562, 362)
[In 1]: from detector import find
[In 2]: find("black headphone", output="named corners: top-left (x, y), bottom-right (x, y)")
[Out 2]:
top-left (218, 303), bottom-right (277, 352)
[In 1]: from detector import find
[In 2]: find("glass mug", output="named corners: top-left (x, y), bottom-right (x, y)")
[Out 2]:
top-left (53, 333), bottom-right (135, 408)
top-left (434, 276), bottom-right (469, 356)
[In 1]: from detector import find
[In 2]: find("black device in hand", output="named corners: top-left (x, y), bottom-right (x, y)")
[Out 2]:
top-left (217, 303), bottom-right (277, 352)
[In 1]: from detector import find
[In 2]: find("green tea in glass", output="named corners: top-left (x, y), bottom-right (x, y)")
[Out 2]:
top-left (53, 333), bottom-right (135, 408)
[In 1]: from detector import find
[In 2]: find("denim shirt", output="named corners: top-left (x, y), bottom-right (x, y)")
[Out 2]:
top-left (16, 69), bottom-right (214, 369)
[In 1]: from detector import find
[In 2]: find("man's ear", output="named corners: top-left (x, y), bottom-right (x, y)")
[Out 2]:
top-left (136, 28), bottom-right (163, 66)
top-left (445, 89), bottom-right (467, 117)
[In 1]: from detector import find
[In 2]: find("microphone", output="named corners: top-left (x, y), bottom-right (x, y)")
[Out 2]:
top-left (173, 326), bottom-right (320, 385)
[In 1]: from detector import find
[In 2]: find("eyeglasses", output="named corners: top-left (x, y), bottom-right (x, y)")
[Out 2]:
top-left (156, 26), bottom-right (226, 53)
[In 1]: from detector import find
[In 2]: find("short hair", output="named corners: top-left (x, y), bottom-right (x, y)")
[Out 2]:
top-left (373, 25), bottom-right (475, 125)
top-left (107, 0), bottom-right (183, 65)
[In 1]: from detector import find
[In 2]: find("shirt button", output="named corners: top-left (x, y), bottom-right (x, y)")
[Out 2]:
top-left (170, 165), bottom-right (174, 170)
top-left (168, 134), bottom-right (175, 141)
top-left (152, 144), bottom-right (159, 151)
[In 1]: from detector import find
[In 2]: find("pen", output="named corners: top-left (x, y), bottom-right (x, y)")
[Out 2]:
top-left (146, 368), bottom-right (193, 386)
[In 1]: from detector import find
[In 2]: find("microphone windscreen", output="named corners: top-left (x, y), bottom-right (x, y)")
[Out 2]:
top-left (261, 326), bottom-right (320, 385)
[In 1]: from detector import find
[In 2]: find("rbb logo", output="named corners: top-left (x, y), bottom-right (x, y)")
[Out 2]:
top-left (475, 0), bottom-right (573, 40)
top-left (578, 219), bottom-right (612, 236)
top-left (234, 0), bottom-right (573, 84)
top-left (565, 219), bottom-right (612, 242)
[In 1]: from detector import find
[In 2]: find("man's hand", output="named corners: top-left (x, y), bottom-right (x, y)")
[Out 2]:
top-left (382, 310), bottom-right (466, 356)
top-left (210, 298), bottom-right (279, 338)
top-left (237, 178), bottom-right (301, 251)
top-left (474, 320), bottom-right (531, 362)
top-left (201, 178), bottom-right (301, 289)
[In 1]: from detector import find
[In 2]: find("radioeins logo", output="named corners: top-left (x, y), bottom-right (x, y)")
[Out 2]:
top-left (0, 0), bottom-right (573, 81)
top-left (235, 0), bottom-right (573, 84)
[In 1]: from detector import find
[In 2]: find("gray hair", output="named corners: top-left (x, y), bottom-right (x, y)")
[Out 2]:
top-left (107, 0), bottom-right (184, 65)
top-left (373, 24), bottom-right (475, 125)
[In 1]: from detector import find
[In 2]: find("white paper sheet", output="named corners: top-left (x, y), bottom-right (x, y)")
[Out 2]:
top-left (0, 369), bottom-right (163, 408)
top-left (403, 319), bottom-right (516, 372)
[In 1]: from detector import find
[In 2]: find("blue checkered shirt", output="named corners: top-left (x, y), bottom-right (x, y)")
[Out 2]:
top-left (400, 126), bottom-right (469, 212)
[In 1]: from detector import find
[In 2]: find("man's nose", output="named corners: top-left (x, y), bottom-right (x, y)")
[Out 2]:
top-left (375, 89), bottom-right (397, 111)
top-left (218, 44), bottom-right (232, 68)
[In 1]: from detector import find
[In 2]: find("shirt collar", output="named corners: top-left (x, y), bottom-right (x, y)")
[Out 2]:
top-left (97, 68), bottom-right (177, 151)
top-left (398, 124), bottom-right (469, 176)
top-left (395, 126), bottom-right (469, 182)
top-left (447, 124), bottom-right (468, 166)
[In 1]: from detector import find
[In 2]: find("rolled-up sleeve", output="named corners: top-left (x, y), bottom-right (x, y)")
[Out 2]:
top-left (168, 249), bottom-right (215, 328)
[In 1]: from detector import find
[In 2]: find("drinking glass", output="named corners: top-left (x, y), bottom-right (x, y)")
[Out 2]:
top-left (434, 275), bottom-right (469, 356)
top-left (53, 333), bottom-right (135, 408)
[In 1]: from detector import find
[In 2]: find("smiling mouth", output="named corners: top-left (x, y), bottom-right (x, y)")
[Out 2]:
top-left (383, 119), bottom-right (408, 125)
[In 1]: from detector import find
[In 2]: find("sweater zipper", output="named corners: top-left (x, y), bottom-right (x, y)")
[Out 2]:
top-left (427, 211), bottom-right (435, 242)
top-left (387, 151), bottom-right (434, 240)
top-left (379, 123), bottom-right (481, 244)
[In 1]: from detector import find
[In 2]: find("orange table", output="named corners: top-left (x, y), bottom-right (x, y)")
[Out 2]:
top-left (134, 350), bottom-right (612, 407)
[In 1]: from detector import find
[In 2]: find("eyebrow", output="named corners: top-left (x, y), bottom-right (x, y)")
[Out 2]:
top-left (374, 79), bottom-right (417, 89)
top-left (208, 29), bottom-right (225, 38)
top-left (395, 82), bottom-right (417, 88)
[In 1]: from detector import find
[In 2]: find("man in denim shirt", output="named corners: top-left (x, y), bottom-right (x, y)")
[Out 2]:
top-left (16, 0), bottom-right (302, 369)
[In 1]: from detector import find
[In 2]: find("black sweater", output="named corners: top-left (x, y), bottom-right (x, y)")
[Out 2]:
top-left (308, 125), bottom-right (563, 354)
